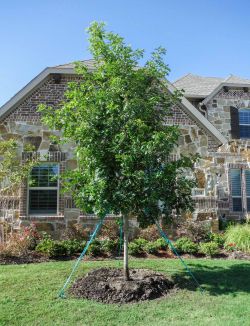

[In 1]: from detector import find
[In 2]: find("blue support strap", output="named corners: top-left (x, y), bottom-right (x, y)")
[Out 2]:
top-left (155, 220), bottom-right (204, 293)
top-left (118, 217), bottom-right (123, 257)
top-left (58, 215), bottom-right (106, 298)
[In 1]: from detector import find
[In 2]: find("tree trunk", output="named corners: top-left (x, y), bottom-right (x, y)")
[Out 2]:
top-left (123, 214), bottom-right (130, 281)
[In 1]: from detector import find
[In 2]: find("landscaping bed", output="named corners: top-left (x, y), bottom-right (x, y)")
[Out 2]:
top-left (70, 267), bottom-right (175, 304)
top-left (1, 221), bottom-right (250, 265)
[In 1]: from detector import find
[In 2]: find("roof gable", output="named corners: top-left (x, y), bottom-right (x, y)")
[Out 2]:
top-left (0, 62), bottom-right (227, 145)
top-left (174, 73), bottom-right (250, 100)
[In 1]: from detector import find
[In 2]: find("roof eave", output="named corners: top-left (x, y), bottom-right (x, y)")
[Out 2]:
top-left (184, 94), bottom-right (207, 99)
top-left (0, 67), bottom-right (76, 120)
top-left (0, 67), bottom-right (228, 146)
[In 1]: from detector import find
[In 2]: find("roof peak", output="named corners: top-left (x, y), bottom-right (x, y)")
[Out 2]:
top-left (53, 59), bottom-right (96, 69)
top-left (173, 73), bottom-right (250, 98)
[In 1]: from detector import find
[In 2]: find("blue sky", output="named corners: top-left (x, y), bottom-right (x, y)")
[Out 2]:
top-left (1, 0), bottom-right (250, 106)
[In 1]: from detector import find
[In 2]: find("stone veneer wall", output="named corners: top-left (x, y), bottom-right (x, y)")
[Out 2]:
top-left (207, 88), bottom-right (250, 141)
top-left (205, 88), bottom-right (250, 220)
top-left (0, 75), bottom-right (80, 233)
top-left (0, 73), bottom-right (228, 234)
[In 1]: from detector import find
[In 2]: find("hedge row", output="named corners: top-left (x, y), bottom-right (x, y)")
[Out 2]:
top-left (35, 236), bottom-right (223, 258)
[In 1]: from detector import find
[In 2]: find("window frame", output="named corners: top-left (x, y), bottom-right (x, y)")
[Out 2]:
top-left (27, 163), bottom-right (60, 216)
top-left (245, 169), bottom-right (250, 212)
top-left (239, 109), bottom-right (250, 139)
top-left (230, 168), bottom-right (243, 212)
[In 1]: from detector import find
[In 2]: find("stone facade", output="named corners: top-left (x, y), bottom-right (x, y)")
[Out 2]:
top-left (207, 88), bottom-right (250, 140)
top-left (2, 69), bottom-right (249, 235)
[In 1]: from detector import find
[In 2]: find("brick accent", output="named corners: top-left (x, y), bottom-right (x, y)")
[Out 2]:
top-left (165, 105), bottom-right (195, 126)
top-left (2, 75), bottom-right (82, 124)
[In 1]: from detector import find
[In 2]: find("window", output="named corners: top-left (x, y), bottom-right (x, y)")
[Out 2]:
top-left (230, 168), bottom-right (250, 212)
top-left (239, 109), bottom-right (250, 138)
top-left (29, 164), bottom-right (59, 215)
top-left (230, 169), bottom-right (242, 211)
top-left (245, 170), bottom-right (250, 211)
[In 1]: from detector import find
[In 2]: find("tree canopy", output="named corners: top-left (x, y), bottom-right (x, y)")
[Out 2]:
top-left (39, 22), bottom-right (197, 225)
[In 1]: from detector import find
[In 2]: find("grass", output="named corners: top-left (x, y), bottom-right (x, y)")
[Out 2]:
top-left (0, 258), bottom-right (249, 326)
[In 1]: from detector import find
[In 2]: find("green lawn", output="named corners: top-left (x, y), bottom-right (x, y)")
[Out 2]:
top-left (0, 258), bottom-right (249, 326)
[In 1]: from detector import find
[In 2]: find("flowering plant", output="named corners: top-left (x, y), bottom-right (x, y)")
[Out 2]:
top-left (224, 242), bottom-right (237, 252)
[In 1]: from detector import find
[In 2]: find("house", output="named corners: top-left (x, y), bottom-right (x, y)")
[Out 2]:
top-left (1, 60), bottom-right (250, 234)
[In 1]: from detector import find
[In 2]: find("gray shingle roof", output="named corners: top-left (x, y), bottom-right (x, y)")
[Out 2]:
top-left (173, 73), bottom-right (250, 98)
top-left (54, 59), bottom-right (96, 70)
top-left (224, 75), bottom-right (250, 84)
top-left (173, 74), bottom-right (224, 98)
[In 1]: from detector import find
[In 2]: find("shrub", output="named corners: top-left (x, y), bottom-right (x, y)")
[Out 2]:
top-left (174, 237), bottom-right (198, 254)
top-left (145, 242), bottom-right (160, 254)
top-left (35, 239), bottom-right (68, 258)
top-left (128, 238), bottom-right (148, 256)
top-left (61, 239), bottom-right (85, 255)
top-left (224, 242), bottom-right (237, 252)
top-left (88, 239), bottom-right (103, 257)
top-left (20, 223), bottom-right (41, 250)
top-left (0, 233), bottom-right (31, 257)
top-left (154, 238), bottom-right (168, 250)
top-left (219, 218), bottom-right (236, 231)
top-left (138, 225), bottom-right (160, 241)
top-left (208, 232), bottom-right (225, 248)
top-left (224, 224), bottom-right (250, 253)
top-left (177, 221), bottom-right (210, 242)
top-left (101, 239), bottom-right (118, 255)
top-left (99, 220), bottom-right (120, 240)
top-left (144, 238), bottom-right (168, 254)
top-left (199, 242), bottom-right (219, 257)
top-left (0, 223), bottom-right (42, 257)
top-left (60, 223), bottom-right (91, 241)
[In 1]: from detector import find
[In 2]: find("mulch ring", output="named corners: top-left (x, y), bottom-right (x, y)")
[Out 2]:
top-left (69, 267), bottom-right (176, 304)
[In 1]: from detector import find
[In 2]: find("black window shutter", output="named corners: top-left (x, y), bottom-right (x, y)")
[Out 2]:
top-left (230, 106), bottom-right (240, 139)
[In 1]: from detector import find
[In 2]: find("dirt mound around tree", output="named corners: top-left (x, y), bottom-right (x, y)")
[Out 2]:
top-left (69, 268), bottom-right (175, 304)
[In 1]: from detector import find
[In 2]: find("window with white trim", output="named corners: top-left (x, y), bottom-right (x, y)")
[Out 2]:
top-left (29, 163), bottom-right (59, 215)
top-left (239, 109), bottom-right (250, 138)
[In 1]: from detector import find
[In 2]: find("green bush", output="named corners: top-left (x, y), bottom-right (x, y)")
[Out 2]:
top-left (61, 239), bottom-right (85, 255)
top-left (154, 238), bottom-right (168, 250)
top-left (174, 237), bottom-right (198, 254)
top-left (128, 238), bottom-right (148, 256)
top-left (145, 242), bottom-right (160, 254)
top-left (88, 239), bottom-right (103, 257)
top-left (224, 224), bottom-right (250, 253)
top-left (36, 239), bottom-right (86, 257)
top-left (199, 242), bottom-right (219, 257)
top-left (208, 232), bottom-right (225, 248)
top-left (101, 239), bottom-right (118, 255)
top-left (36, 239), bottom-right (67, 258)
